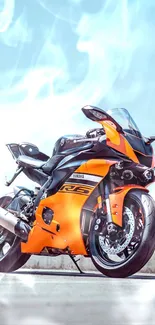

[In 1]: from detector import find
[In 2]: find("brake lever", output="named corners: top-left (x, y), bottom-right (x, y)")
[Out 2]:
top-left (86, 129), bottom-right (96, 138)
top-left (5, 166), bottom-right (24, 186)
top-left (86, 128), bottom-right (105, 138)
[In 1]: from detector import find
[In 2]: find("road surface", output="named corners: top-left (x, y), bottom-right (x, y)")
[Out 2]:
top-left (0, 270), bottom-right (155, 325)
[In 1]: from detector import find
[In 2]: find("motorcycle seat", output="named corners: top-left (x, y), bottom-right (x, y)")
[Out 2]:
top-left (17, 155), bottom-right (45, 169)
top-left (17, 154), bottom-right (65, 175)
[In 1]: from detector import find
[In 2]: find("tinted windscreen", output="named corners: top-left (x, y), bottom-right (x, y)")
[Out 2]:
top-left (106, 108), bottom-right (153, 156)
top-left (107, 108), bottom-right (142, 138)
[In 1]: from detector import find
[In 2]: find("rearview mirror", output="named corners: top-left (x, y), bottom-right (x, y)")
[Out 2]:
top-left (81, 105), bottom-right (123, 133)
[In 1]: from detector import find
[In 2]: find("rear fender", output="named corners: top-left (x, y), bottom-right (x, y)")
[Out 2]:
top-left (109, 185), bottom-right (149, 227)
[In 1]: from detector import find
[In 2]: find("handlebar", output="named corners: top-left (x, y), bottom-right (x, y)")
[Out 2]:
top-left (86, 128), bottom-right (105, 138)
top-left (73, 128), bottom-right (106, 145)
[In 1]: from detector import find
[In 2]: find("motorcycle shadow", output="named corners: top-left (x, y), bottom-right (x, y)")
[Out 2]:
top-left (11, 269), bottom-right (155, 279)
top-left (12, 269), bottom-right (105, 277)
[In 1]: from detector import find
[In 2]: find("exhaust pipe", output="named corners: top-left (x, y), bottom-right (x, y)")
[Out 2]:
top-left (0, 207), bottom-right (31, 242)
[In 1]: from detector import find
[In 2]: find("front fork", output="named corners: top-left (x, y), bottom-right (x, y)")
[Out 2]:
top-left (97, 182), bottom-right (148, 228)
top-left (97, 181), bottom-right (113, 223)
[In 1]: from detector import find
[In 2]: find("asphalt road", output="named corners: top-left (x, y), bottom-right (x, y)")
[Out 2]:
top-left (0, 270), bottom-right (155, 325)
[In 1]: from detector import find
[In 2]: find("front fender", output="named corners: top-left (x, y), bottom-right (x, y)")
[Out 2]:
top-left (109, 185), bottom-right (149, 227)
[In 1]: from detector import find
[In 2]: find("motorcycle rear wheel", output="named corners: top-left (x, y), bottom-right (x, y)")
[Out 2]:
top-left (89, 190), bottom-right (155, 278)
top-left (0, 196), bottom-right (30, 272)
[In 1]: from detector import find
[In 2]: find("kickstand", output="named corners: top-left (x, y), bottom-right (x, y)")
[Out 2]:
top-left (69, 254), bottom-right (84, 274)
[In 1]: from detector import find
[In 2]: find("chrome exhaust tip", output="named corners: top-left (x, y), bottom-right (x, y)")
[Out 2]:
top-left (0, 207), bottom-right (31, 242)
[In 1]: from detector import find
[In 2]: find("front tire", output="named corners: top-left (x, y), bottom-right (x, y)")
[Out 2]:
top-left (89, 190), bottom-right (155, 278)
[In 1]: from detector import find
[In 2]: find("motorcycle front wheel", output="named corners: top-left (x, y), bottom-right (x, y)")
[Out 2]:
top-left (89, 190), bottom-right (155, 278)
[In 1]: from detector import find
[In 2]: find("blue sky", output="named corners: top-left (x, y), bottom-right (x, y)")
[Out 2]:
top-left (0, 0), bottom-right (155, 195)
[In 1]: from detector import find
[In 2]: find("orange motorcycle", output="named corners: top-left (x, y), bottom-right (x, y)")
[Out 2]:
top-left (0, 105), bottom-right (155, 277)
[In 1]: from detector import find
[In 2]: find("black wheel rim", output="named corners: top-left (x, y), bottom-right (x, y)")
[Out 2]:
top-left (91, 197), bottom-right (145, 267)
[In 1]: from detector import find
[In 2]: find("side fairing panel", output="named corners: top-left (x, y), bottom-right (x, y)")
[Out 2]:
top-left (101, 121), bottom-right (139, 163)
top-left (21, 159), bottom-right (115, 255)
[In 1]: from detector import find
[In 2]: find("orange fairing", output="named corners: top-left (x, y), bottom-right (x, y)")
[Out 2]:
top-left (109, 185), bottom-right (149, 227)
top-left (21, 159), bottom-right (115, 255)
top-left (100, 120), bottom-right (139, 163)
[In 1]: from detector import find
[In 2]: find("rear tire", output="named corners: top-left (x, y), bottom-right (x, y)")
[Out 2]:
top-left (0, 196), bottom-right (30, 272)
top-left (89, 190), bottom-right (155, 278)
top-left (9, 254), bottom-right (30, 272)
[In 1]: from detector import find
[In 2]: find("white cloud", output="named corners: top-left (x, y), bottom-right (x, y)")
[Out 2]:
top-left (0, 10), bottom-right (32, 47)
top-left (0, 0), bottom-right (15, 32)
